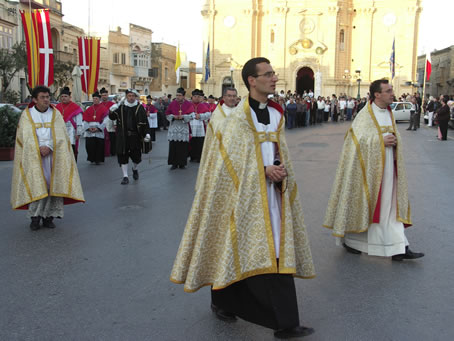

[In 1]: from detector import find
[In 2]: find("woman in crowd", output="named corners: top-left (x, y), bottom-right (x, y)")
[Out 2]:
top-left (435, 95), bottom-right (450, 141)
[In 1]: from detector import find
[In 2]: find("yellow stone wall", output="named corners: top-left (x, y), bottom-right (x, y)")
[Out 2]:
top-left (201, 0), bottom-right (422, 98)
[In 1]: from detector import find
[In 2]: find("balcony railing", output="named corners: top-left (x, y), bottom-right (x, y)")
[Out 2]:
top-left (112, 64), bottom-right (135, 77)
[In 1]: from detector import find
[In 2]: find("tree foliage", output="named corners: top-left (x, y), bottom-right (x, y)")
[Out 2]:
top-left (0, 106), bottom-right (20, 147)
top-left (0, 41), bottom-right (27, 102)
top-left (52, 60), bottom-right (75, 99)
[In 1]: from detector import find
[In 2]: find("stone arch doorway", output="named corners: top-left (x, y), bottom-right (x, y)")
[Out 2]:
top-left (296, 67), bottom-right (314, 95)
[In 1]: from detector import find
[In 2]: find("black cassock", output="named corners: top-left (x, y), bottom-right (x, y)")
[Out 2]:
top-left (109, 103), bottom-right (148, 165)
top-left (211, 97), bottom-right (301, 331)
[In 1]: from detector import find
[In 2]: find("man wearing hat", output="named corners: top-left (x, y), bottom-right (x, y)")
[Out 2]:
top-left (207, 95), bottom-right (217, 112)
top-left (165, 87), bottom-right (194, 169)
top-left (100, 87), bottom-right (115, 157)
top-left (82, 91), bottom-right (110, 165)
top-left (56, 87), bottom-right (83, 161)
top-left (189, 89), bottom-right (211, 163)
top-left (109, 89), bottom-right (149, 184)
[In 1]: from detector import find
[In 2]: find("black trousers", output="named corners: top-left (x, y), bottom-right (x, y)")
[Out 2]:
top-left (189, 137), bottom-right (204, 162)
top-left (109, 132), bottom-right (117, 156)
top-left (211, 274), bottom-right (300, 330)
top-left (310, 111), bottom-right (316, 125)
top-left (439, 120), bottom-right (449, 140)
top-left (85, 137), bottom-right (105, 163)
top-left (117, 135), bottom-right (142, 165)
top-left (71, 144), bottom-right (78, 162)
top-left (168, 141), bottom-right (189, 166)
top-left (317, 109), bottom-right (324, 123)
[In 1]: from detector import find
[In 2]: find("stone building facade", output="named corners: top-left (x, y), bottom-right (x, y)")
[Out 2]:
top-left (0, 0), bottom-right (85, 100)
top-left (150, 42), bottom-right (178, 97)
top-left (129, 23), bottom-right (152, 96)
top-left (417, 47), bottom-right (454, 98)
top-left (106, 27), bottom-right (134, 94)
top-left (201, 0), bottom-right (422, 98)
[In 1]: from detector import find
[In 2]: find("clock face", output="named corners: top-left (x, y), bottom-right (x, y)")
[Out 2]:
top-left (299, 18), bottom-right (315, 34)
top-left (223, 16), bottom-right (236, 28)
top-left (383, 12), bottom-right (396, 27)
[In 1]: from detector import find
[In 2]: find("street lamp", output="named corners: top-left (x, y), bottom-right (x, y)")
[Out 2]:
top-left (355, 69), bottom-right (361, 100)
top-left (230, 66), bottom-right (235, 88)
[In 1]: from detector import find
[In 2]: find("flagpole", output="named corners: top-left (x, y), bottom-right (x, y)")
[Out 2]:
top-left (28, 1), bottom-right (35, 88)
top-left (422, 54), bottom-right (428, 103)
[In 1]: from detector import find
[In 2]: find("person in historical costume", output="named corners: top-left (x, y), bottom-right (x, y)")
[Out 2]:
top-left (189, 89), bottom-right (211, 163)
top-left (166, 87), bottom-right (194, 170)
top-left (323, 79), bottom-right (424, 261)
top-left (100, 87), bottom-right (115, 157)
top-left (109, 89), bottom-right (149, 185)
top-left (11, 85), bottom-right (84, 231)
top-left (171, 58), bottom-right (315, 339)
top-left (55, 87), bottom-right (83, 161)
top-left (83, 91), bottom-right (109, 165)
top-left (144, 95), bottom-right (158, 153)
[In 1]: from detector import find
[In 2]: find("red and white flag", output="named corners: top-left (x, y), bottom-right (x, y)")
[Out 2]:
top-left (426, 53), bottom-right (432, 81)
top-left (77, 37), bottom-right (101, 94)
top-left (20, 9), bottom-right (54, 87)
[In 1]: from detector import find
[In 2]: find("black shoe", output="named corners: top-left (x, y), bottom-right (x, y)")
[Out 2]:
top-left (406, 128), bottom-right (412, 131)
top-left (132, 169), bottom-right (139, 180)
top-left (392, 246), bottom-right (424, 261)
top-left (413, 129), bottom-right (417, 131)
top-left (210, 303), bottom-right (237, 322)
top-left (274, 326), bottom-right (315, 339)
top-left (121, 177), bottom-right (129, 185)
top-left (42, 217), bottom-right (56, 229)
top-left (343, 243), bottom-right (361, 254)
top-left (179, 165), bottom-right (186, 169)
top-left (170, 165), bottom-right (177, 170)
top-left (30, 217), bottom-right (41, 231)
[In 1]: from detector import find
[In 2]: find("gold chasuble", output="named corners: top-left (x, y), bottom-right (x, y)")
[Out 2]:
top-left (171, 98), bottom-right (315, 293)
top-left (323, 103), bottom-right (411, 237)
top-left (11, 108), bottom-right (85, 210)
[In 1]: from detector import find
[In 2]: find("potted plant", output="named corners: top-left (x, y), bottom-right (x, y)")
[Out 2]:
top-left (0, 105), bottom-right (21, 161)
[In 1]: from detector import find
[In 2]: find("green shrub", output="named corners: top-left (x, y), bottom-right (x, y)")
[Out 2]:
top-left (0, 106), bottom-right (20, 147)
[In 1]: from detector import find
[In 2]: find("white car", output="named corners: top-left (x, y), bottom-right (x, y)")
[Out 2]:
top-left (0, 103), bottom-right (22, 114)
top-left (390, 102), bottom-right (412, 122)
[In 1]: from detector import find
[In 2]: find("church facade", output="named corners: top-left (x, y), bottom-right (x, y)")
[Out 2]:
top-left (200, 0), bottom-right (422, 98)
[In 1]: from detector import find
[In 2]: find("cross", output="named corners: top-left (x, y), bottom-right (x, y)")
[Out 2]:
top-left (80, 38), bottom-right (89, 91)
top-left (38, 10), bottom-right (53, 86)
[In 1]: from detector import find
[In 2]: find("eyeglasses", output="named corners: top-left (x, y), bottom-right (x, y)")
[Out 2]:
top-left (252, 71), bottom-right (278, 78)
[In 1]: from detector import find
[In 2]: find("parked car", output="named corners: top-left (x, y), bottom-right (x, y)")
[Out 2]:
top-left (0, 103), bottom-right (22, 114)
top-left (390, 102), bottom-right (412, 122)
top-left (81, 101), bottom-right (93, 109)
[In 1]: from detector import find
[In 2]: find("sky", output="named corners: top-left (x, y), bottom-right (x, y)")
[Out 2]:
top-left (61, 0), bottom-right (452, 66)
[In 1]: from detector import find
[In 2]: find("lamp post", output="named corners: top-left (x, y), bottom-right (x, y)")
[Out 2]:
top-left (355, 69), bottom-right (361, 100)
top-left (230, 66), bottom-right (234, 88)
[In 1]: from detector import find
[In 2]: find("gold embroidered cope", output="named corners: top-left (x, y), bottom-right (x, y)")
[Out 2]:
top-left (171, 98), bottom-right (315, 293)
top-left (323, 103), bottom-right (411, 237)
top-left (11, 108), bottom-right (85, 210)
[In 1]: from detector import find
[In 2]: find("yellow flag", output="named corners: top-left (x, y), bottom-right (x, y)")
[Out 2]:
top-left (175, 44), bottom-right (181, 72)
